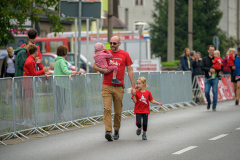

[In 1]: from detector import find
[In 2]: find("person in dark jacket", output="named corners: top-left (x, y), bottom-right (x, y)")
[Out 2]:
top-left (192, 52), bottom-right (204, 101)
top-left (201, 45), bottom-right (222, 111)
top-left (14, 39), bottom-right (34, 77)
top-left (192, 52), bottom-right (203, 80)
top-left (1, 47), bottom-right (15, 104)
top-left (180, 48), bottom-right (193, 72)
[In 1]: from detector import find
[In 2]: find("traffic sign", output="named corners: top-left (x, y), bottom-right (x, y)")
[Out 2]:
top-left (59, 1), bottom-right (101, 18)
top-left (213, 35), bottom-right (220, 50)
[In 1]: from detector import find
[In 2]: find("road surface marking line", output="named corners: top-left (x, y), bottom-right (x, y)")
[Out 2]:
top-left (173, 146), bottom-right (198, 155)
top-left (208, 134), bottom-right (228, 140)
top-left (236, 127), bottom-right (240, 130)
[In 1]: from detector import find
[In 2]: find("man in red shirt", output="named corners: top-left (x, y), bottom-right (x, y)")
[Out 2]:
top-left (22, 45), bottom-right (49, 126)
top-left (93, 36), bottom-right (136, 141)
top-left (20, 28), bottom-right (43, 71)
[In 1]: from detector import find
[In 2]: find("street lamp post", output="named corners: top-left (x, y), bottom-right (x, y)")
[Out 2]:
top-left (135, 22), bottom-right (147, 72)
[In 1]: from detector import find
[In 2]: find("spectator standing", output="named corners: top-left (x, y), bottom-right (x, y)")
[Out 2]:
top-left (20, 28), bottom-right (43, 71)
top-left (53, 45), bottom-right (81, 121)
top-left (190, 51), bottom-right (195, 60)
top-left (92, 36), bottom-right (136, 141)
top-left (201, 45), bottom-right (222, 111)
top-left (15, 39), bottom-right (34, 77)
top-left (192, 52), bottom-right (204, 102)
top-left (180, 48), bottom-right (193, 72)
top-left (223, 53), bottom-right (231, 74)
top-left (22, 45), bottom-right (50, 126)
top-left (1, 47), bottom-right (15, 104)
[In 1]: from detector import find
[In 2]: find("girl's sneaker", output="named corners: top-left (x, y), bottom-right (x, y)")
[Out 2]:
top-left (142, 134), bottom-right (147, 140)
top-left (235, 76), bottom-right (240, 80)
top-left (136, 128), bottom-right (141, 136)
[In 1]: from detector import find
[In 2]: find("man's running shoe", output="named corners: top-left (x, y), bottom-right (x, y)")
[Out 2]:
top-left (105, 131), bottom-right (113, 141)
top-left (113, 130), bottom-right (119, 140)
top-left (207, 103), bottom-right (211, 110)
top-left (235, 99), bottom-right (239, 105)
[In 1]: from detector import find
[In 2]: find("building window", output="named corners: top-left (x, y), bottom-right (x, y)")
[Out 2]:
top-left (135, 0), bottom-right (143, 6)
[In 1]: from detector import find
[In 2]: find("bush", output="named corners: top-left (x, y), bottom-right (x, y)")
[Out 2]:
top-left (161, 60), bottom-right (180, 67)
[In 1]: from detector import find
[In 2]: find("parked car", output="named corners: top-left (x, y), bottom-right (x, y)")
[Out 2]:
top-left (65, 52), bottom-right (94, 73)
top-left (41, 53), bottom-right (86, 74)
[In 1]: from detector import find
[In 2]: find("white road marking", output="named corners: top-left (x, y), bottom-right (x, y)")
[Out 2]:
top-left (173, 146), bottom-right (198, 155)
top-left (208, 134), bottom-right (228, 140)
top-left (235, 127), bottom-right (240, 130)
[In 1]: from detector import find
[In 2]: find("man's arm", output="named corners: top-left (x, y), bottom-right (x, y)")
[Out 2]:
top-left (127, 65), bottom-right (136, 94)
top-left (92, 63), bottom-right (109, 74)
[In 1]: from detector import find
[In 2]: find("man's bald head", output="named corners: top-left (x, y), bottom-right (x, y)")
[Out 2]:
top-left (110, 36), bottom-right (120, 43)
top-left (110, 36), bottom-right (121, 52)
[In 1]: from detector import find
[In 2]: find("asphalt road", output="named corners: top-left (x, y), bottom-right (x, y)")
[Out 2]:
top-left (1, 101), bottom-right (240, 160)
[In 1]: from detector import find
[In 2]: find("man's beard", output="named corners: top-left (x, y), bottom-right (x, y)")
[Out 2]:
top-left (111, 46), bottom-right (117, 51)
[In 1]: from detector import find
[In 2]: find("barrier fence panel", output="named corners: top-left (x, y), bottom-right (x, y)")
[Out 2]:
top-left (148, 72), bottom-right (161, 111)
top-left (53, 75), bottom-right (71, 129)
top-left (85, 74), bottom-right (103, 121)
top-left (13, 77), bottom-right (36, 133)
top-left (34, 76), bottom-right (54, 130)
top-left (70, 74), bottom-right (88, 122)
top-left (183, 72), bottom-right (193, 103)
top-left (0, 78), bottom-right (14, 138)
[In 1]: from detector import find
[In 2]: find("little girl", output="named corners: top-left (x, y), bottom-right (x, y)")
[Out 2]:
top-left (93, 42), bottom-right (121, 84)
top-left (131, 77), bottom-right (162, 140)
top-left (208, 50), bottom-right (223, 80)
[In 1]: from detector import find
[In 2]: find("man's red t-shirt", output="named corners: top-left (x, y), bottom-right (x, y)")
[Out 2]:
top-left (132, 90), bottom-right (153, 114)
top-left (227, 54), bottom-right (234, 67)
top-left (212, 57), bottom-right (223, 70)
top-left (20, 43), bottom-right (43, 70)
top-left (102, 49), bottom-right (133, 86)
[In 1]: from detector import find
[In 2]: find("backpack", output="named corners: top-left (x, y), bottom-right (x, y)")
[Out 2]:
top-left (177, 61), bottom-right (182, 71)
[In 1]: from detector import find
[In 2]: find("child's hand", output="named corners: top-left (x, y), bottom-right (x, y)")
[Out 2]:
top-left (159, 102), bottom-right (162, 105)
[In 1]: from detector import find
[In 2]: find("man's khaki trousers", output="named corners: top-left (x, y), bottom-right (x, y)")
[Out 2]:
top-left (101, 85), bottom-right (124, 133)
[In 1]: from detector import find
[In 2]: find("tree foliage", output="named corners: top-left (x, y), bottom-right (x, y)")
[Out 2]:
top-left (149, 0), bottom-right (230, 61)
top-left (0, 0), bottom-right (67, 47)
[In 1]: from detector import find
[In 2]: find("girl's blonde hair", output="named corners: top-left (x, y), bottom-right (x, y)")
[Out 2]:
top-left (127, 77), bottom-right (148, 93)
top-left (137, 77), bottom-right (148, 88)
top-left (227, 48), bottom-right (235, 55)
top-left (214, 50), bottom-right (220, 57)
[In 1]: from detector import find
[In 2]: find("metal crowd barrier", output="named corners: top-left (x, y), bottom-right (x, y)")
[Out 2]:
top-left (0, 71), bottom-right (195, 145)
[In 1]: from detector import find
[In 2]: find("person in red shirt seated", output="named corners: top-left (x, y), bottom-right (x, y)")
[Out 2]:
top-left (208, 50), bottom-right (223, 80)
top-left (20, 28), bottom-right (43, 71)
top-left (21, 45), bottom-right (50, 127)
top-left (131, 77), bottom-right (162, 140)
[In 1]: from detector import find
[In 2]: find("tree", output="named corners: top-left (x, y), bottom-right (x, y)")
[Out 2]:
top-left (150, 0), bottom-right (224, 61)
top-left (0, 0), bottom-right (68, 47)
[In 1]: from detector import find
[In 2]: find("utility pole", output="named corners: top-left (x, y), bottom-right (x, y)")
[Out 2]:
top-left (167, 0), bottom-right (175, 62)
top-left (237, 0), bottom-right (239, 48)
top-left (188, 0), bottom-right (193, 50)
top-left (108, 0), bottom-right (113, 42)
